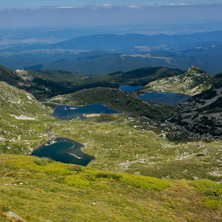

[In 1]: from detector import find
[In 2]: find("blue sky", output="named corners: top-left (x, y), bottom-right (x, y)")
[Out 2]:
top-left (0, 0), bottom-right (222, 8)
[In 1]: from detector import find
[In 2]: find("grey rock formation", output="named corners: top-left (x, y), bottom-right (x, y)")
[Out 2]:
top-left (6, 211), bottom-right (25, 222)
top-left (165, 73), bottom-right (222, 140)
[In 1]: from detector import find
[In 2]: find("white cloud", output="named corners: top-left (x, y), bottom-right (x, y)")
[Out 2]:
top-left (128, 5), bottom-right (141, 8)
top-left (169, 3), bottom-right (192, 6)
top-left (56, 6), bottom-right (75, 9)
top-left (102, 4), bottom-right (112, 8)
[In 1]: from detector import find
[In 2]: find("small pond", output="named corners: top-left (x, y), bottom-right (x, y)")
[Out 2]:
top-left (138, 92), bottom-right (190, 106)
top-left (119, 85), bottom-right (142, 92)
top-left (52, 104), bottom-right (120, 120)
top-left (32, 137), bottom-right (95, 166)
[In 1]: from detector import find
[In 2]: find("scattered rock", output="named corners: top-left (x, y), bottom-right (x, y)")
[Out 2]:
top-left (6, 211), bottom-right (25, 222)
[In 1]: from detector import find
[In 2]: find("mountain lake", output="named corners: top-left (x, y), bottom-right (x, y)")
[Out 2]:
top-left (52, 104), bottom-right (120, 120)
top-left (32, 137), bottom-right (95, 166)
top-left (138, 92), bottom-right (190, 106)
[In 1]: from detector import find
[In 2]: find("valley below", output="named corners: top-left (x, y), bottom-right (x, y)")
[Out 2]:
top-left (0, 64), bottom-right (221, 221)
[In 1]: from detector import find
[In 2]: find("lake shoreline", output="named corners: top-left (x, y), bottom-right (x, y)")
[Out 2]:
top-left (31, 137), bottom-right (95, 166)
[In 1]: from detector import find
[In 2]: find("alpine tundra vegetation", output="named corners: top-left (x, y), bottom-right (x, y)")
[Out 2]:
top-left (0, 1), bottom-right (222, 220)
top-left (0, 63), bottom-right (221, 221)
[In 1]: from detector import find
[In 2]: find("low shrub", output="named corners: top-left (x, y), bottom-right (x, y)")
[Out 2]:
top-left (7, 156), bottom-right (73, 176)
top-left (65, 175), bottom-right (90, 188)
top-left (190, 179), bottom-right (222, 210)
top-left (95, 172), bottom-right (122, 181)
top-left (121, 174), bottom-right (170, 191)
top-left (32, 157), bottom-right (53, 166)
top-left (81, 173), bottom-right (96, 181)
top-left (190, 179), bottom-right (222, 196)
top-left (202, 198), bottom-right (222, 210)
top-left (0, 203), bottom-right (10, 212)
top-left (91, 183), bottom-right (110, 190)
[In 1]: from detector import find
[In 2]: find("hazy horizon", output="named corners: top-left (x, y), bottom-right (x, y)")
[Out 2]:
top-left (0, 2), bottom-right (222, 28)
top-left (1, 0), bottom-right (222, 9)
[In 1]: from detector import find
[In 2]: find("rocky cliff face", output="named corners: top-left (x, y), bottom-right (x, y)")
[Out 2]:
top-left (165, 73), bottom-right (222, 140)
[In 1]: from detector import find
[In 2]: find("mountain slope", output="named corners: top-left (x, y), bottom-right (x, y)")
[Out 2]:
top-left (142, 66), bottom-right (213, 96)
top-left (0, 81), bottom-right (49, 118)
top-left (0, 81), bottom-right (52, 153)
top-left (0, 75), bottom-right (222, 185)
top-left (165, 73), bottom-right (222, 140)
top-left (0, 65), bottom-right (26, 86)
top-left (0, 65), bottom-right (74, 100)
top-left (1, 154), bottom-right (221, 222)
top-left (0, 65), bottom-right (184, 100)
top-left (91, 66), bottom-right (184, 87)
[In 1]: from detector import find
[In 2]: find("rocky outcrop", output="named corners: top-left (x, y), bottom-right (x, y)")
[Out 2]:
top-left (6, 211), bottom-right (25, 222)
top-left (142, 66), bottom-right (213, 96)
top-left (165, 73), bottom-right (222, 140)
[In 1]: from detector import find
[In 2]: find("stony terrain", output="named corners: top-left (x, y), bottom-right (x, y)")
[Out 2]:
top-left (142, 66), bottom-right (213, 96)
top-left (0, 81), bottom-right (53, 154)
top-left (165, 73), bottom-right (222, 140)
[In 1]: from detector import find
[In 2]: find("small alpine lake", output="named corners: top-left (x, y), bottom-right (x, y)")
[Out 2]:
top-left (52, 104), bottom-right (120, 120)
top-left (32, 137), bottom-right (95, 166)
top-left (119, 85), bottom-right (143, 92)
top-left (138, 92), bottom-right (190, 106)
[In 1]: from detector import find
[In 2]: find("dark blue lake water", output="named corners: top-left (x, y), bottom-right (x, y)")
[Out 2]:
top-left (52, 104), bottom-right (120, 120)
top-left (138, 92), bottom-right (190, 106)
top-left (32, 137), bottom-right (95, 166)
top-left (119, 85), bottom-right (142, 92)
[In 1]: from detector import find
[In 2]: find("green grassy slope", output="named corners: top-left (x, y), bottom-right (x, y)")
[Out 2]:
top-left (0, 154), bottom-right (221, 222)
top-left (0, 81), bottom-right (53, 154)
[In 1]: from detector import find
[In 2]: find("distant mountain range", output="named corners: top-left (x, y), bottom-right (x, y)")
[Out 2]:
top-left (1, 30), bottom-right (222, 74)
top-left (35, 47), bottom-right (222, 75)
top-left (50, 31), bottom-right (222, 51)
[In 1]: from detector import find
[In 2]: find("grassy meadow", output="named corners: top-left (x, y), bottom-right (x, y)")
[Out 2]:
top-left (0, 154), bottom-right (221, 222)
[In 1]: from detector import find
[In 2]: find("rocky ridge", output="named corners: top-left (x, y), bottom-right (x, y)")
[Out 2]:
top-left (165, 73), bottom-right (222, 140)
top-left (142, 66), bottom-right (213, 96)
